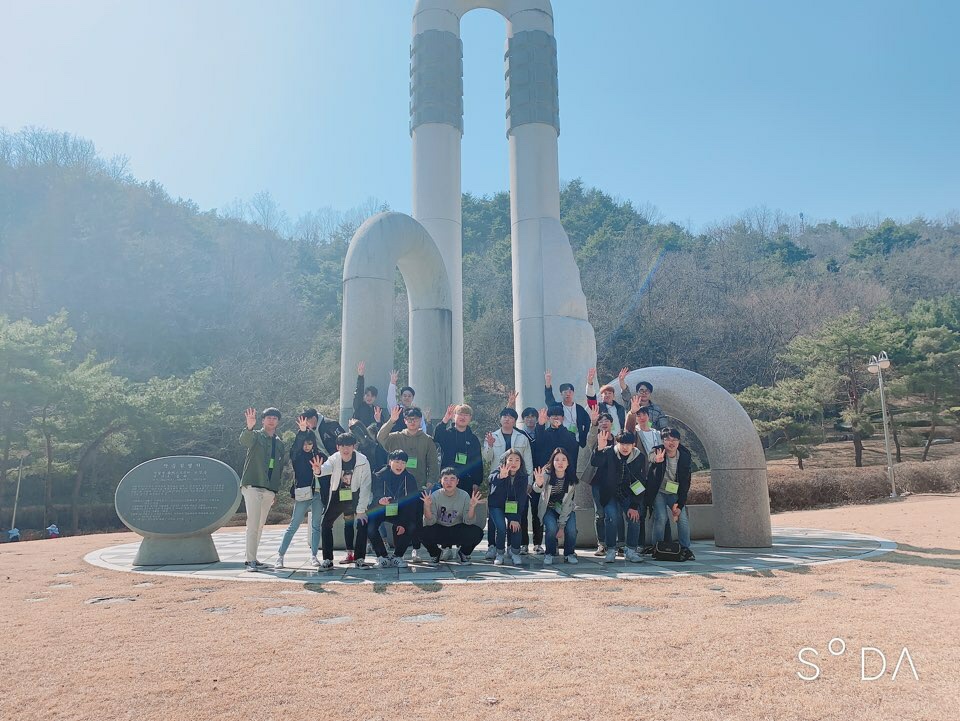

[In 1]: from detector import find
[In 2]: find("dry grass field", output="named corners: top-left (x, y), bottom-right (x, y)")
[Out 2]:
top-left (2, 493), bottom-right (958, 721)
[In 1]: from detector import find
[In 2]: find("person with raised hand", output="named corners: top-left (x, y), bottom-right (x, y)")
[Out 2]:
top-left (433, 403), bottom-right (483, 495)
top-left (533, 448), bottom-right (579, 565)
top-left (586, 367), bottom-right (626, 434)
top-left (486, 449), bottom-right (529, 566)
top-left (361, 449), bottom-right (419, 568)
top-left (647, 427), bottom-right (694, 560)
top-left (239, 407), bottom-right (286, 572)
top-left (386, 370), bottom-right (427, 432)
top-left (617, 374), bottom-right (667, 431)
top-left (480, 406), bottom-right (533, 559)
top-left (351, 360), bottom-right (383, 427)
top-left (318, 433), bottom-right (373, 570)
top-left (517, 404), bottom-right (546, 554)
top-left (274, 431), bottom-right (327, 570)
top-left (420, 468), bottom-right (485, 564)
top-left (590, 429), bottom-right (648, 564)
top-left (544, 368), bottom-right (592, 448)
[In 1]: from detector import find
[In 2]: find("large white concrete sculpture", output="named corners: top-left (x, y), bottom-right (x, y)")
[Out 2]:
top-left (339, 0), bottom-right (596, 420)
top-left (338, 2), bottom-right (773, 550)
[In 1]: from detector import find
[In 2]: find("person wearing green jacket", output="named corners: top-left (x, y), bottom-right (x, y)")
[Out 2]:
top-left (240, 407), bottom-right (286, 572)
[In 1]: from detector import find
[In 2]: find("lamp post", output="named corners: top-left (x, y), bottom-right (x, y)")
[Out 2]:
top-left (867, 352), bottom-right (896, 498)
top-left (10, 449), bottom-right (30, 530)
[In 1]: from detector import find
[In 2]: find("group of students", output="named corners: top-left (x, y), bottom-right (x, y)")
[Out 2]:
top-left (237, 364), bottom-right (694, 572)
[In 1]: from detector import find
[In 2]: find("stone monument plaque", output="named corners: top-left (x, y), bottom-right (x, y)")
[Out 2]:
top-left (115, 455), bottom-right (241, 566)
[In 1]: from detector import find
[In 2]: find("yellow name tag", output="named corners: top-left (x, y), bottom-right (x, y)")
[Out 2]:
top-left (406, 457), bottom-right (418, 469)
top-left (630, 480), bottom-right (645, 495)
top-left (664, 480), bottom-right (679, 494)
top-left (505, 501), bottom-right (518, 514)
top-left (455, 452), bottom-right (467, 465)
top-left (339, 489), bottom-right (353, 501)
top-left (386, 503), bottom-right (398, 517)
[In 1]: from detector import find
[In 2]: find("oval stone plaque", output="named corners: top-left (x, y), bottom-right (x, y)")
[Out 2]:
top-left (115, 456), bottom-right (241, 565)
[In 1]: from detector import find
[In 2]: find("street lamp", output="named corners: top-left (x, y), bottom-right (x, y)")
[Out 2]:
top-left (10, 449), bottom-right (31, 531)
top-left (867, 351), bottom-right (896, 498)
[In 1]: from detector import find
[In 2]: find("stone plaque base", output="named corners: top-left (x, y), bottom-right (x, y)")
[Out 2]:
top-left (134, 534), bottom-right (219, 566)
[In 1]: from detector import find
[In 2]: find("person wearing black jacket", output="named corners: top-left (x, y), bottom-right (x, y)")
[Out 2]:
top-left (519, 405), bottom-right (545, 554)
top-left (539, 405), bottom-right (581, 470)
top-left (590, 430), bottom-right (647, 564)
top-left (544, 369), bottom-right (592, 448)
top-left (275, 435), bottom-right (327, 570)
top-left (432, 403), bottom-right (483, 494)
top-left (359, 450), bottom-right (419, 568)
top-left (487, 449), bottom-right (529, 566)
top-left (351, 360), bottom-right (382, 427)
top-left (646, 427), bottom-right (695, 560)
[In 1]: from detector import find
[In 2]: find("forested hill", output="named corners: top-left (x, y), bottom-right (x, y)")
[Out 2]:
top-left (2, 128), bottom-right (958, 532)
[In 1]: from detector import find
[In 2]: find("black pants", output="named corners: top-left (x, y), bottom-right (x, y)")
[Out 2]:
top-left (321, 496), bottom-right (368, 561)
top-left (420, 523), bottom-right (484, 558)
top-left (364, 514), bottom-right (411, 559)
top-left (408, 496), bottom-right (424, 549)
top-left (521, 489), bottom-right (543, 547)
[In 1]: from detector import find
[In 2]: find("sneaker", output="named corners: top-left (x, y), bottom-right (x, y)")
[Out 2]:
top-left (520, 546), bottom-right (529, 555)
top-left (254, 560), bottom-right (269, 569)
top-left (339, 551), bottom-right (355, 565)
top-left (430, 553), bottom-right (442, 564)
top-left (457, 551), bottom-right (472, 565)
top-left (641, 545), bottom-right (654, 556)
top-left (244, 561), bottom-right (259, 572)
top-left (616, 546), bottom-right (626, 557)
top-left (681, 548), bottom-right (696, 561)
top-left (310, 556), bottom-right (321, 568)
top-left (484, 547), bottom-right (497, 561)
top-left (509, 550), bottom-right (523, 565)
top-left (354, 558), bottom-right (371, 569)
top-left (564, 554), bottom-right (578, 565)
top-left (543, 554), bottom-right (554, 565)
top-left (320, 559), bottom-right (334, 570)
top-left (389, 555), bottom-right (408, 568)
top-left (273, 556), bottom-right (284, 570)
top-left (601, 549), bottom-right (617, 564)
top-left (593, 544), bottom-right (607, 557)
top-left (625, 548), bottom-right (643, 563)
top-left (534, 545), bottom-right (545, 554)
top-left (375, 556), bottom-right (391, 569)
top-left (494, 554), bottom-right (504, 566)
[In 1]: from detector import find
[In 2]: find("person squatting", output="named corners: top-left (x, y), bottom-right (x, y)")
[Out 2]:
top-left (238, 363), bottom-right (694, 572)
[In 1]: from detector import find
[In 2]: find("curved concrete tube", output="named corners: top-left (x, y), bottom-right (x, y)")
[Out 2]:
top-left (617, 367), bottom-right (772, 548)
top-left (339, 212), bottom-right (453, 425)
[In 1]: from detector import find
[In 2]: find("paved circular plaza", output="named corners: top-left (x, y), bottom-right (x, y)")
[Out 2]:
top-left (85, 526), bottom-right (896, 586)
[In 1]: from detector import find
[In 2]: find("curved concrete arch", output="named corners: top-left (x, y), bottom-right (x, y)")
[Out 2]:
top-left (618, 367), bottom-right (772, 548)
top-left (338, 212), bottom-right (452, 425)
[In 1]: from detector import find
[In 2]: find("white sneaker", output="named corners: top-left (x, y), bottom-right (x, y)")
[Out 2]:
top-left (625, 548), bottom-right (643, 563)
top-left (376, 556), bottom-right (391, 569)
top-left (274, 556), bottom-right (284, 570)
top-left (484, 547), bottom-right (497, 561)
top-left (494, 554), bottom-right (504, 566)
top-left (543, 554), bottom-right (554, 565)
top-left (509, 550), bottom-right (523, 565)
top-left (389, 555), bottom-right (408, 568)
top-left (310, 555), bottom-right (321, 568)
top-left (601, 549), bottom-right (617, 564)
top-left (565, 554), bottom-right (578, 564)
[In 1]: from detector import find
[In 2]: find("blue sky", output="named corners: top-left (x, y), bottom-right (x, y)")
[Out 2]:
top-left (4, 0), bottom-right (958, 229)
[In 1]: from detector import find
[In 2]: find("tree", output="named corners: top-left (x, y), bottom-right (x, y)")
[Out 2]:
top-left (737, 378), bottom-right (821, 469)
top-left (849, 219), bottom-right (921, 259)
top-left (780, 309), bottom-right (906, 466)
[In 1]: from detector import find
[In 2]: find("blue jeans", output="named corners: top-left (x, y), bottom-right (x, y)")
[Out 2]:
top-left (653, 492), bottom-right (691, 548)
top-left (488, 507), bottom-right (521, 553)
top-left (278, 493), bottom-right (325, 557)
top-left (617, 497), bottom-right (642, 549)
top-left (542, 507), bottom-right (577, 556)
top-left (593, 484), bottom-right (625, 547)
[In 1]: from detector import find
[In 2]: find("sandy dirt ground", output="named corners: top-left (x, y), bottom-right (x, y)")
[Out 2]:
top-left (2, 494), bottom-right (958, 721)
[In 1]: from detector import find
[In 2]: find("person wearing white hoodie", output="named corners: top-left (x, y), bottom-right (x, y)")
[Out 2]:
top-left (318, 433), bottom-right (373, 569)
